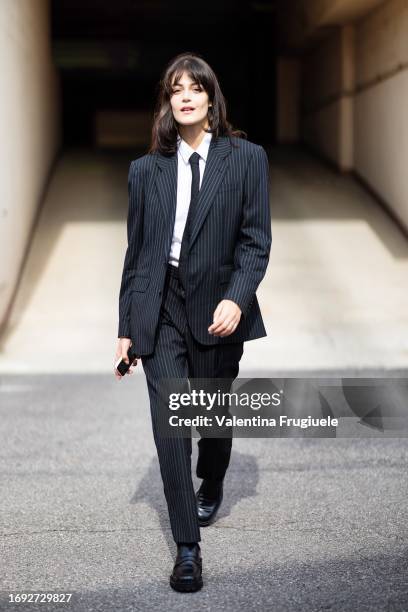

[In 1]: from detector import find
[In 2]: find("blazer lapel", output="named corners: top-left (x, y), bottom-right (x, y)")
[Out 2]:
top-left (154, 134), bottom-right (232, 253)
top-left (189, 135), bottom-right (231, 250)
top-left (154, 151), bottom-right (178, 252)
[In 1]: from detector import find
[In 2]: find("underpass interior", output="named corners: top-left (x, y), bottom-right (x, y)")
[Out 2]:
top-left (1, 3), bottom-right (407, 610)
top-left (0, 0), bottom-right (407, 374)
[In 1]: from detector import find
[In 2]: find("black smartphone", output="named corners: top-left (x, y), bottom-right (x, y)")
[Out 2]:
top-left (115, 345), bottom-right (139, 376)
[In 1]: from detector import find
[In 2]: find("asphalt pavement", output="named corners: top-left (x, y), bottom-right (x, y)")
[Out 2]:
top-left (1, 371), bottom-right (407, 611)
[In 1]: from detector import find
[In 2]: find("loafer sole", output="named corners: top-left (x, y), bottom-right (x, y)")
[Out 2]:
top-left (170, 575), bottom-right (203, 592)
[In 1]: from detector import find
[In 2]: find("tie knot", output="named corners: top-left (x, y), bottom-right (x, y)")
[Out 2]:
top-left (189, 152), bottom-right (200, 166)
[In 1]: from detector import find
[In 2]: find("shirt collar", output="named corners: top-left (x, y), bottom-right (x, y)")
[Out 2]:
top-left (177, 131), bottom-right (213, 164)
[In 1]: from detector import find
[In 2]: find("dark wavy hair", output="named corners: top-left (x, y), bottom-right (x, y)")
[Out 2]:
top-left (148, 52), bottom-right (247, 155)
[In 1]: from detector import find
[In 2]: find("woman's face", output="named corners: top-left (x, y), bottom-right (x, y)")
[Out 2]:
top-left (170, 71), bottom-right (210, 129)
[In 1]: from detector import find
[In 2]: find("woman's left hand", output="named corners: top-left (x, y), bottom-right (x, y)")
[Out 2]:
top-left (208, 300), bottom-right (242, 337)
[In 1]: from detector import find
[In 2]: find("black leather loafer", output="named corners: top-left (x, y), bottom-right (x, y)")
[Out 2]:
top-left (196, 479), bottom-right (223, 527)
top-left (169, 543), bottom-right (203, 592)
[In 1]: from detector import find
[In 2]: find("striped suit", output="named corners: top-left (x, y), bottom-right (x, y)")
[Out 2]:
top-left (118, 134), bottom-right (272, 543)
top-left (118, 135), bottom-right (272, 351)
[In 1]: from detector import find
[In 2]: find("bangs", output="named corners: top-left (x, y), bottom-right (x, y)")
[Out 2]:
top-left (166, 61), bottom-right (211, 96)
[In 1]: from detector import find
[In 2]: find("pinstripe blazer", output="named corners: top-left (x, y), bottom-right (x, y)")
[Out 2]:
top-left (118, 134), bottom-right (272, 356)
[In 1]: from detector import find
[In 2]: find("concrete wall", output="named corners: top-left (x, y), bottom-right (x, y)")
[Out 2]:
top-left (300, 25), bottom-right (355, 170)
top-left (298, 0), bottom-right (408, 232)
top-left (276, 58), bottom-right (300, 143)
top-left (276, 0), bottom-right (385, 48)
top-left (304, 0), bottom-right (385, 27)
top-left (354, 0), bottom-right (408, 232)
top-left (0, 0), bottom-right (61, 334)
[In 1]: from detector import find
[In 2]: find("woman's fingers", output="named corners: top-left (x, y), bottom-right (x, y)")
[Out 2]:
top-left (208, 300), bottom-right (241, 336)
top-left (211, 317), bottom-right (238, 336)
top-left (114, 338), bottom-right (133, 379)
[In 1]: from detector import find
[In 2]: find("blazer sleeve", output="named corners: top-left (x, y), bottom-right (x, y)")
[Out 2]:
top-left (221, 145), bottom-right (272, 316)
top-left (117, 160), bottom-right (145, 338)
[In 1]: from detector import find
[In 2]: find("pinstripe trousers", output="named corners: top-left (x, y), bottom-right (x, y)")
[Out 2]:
top-left (141, 263), bottom-right (244, 543)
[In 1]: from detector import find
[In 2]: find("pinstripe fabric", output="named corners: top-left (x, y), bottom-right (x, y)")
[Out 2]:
top-left (141, 263), bottom-right (244, 543)
top-left (117, 135), bottom-right (272, 354)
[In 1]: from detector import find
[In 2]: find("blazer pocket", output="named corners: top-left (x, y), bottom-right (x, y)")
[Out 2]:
top-left (219, 264), bottom-right (234, 284)
top-left (131, 274), bottom-right (150, 292)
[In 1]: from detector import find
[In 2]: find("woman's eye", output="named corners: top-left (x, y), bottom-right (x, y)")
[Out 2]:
top-left (172, 87), bottom-right (201, 94)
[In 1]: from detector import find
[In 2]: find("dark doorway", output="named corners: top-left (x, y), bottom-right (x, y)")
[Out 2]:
top-left (51, 0), bottom-right (278, 150)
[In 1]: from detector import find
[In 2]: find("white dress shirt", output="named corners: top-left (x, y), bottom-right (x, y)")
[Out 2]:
top-left (168, 130), bottom-right (213, 267)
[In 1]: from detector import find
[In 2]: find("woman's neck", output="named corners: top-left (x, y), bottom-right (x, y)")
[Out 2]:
top-left (178, 122), bottom-right (209, 150)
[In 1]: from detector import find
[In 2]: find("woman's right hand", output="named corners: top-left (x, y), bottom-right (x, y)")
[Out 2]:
top-left (114, 337), bottom-right (139, 380)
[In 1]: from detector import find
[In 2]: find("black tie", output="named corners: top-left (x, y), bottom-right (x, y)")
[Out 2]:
top-left (178, 152), bottom-right (201, 291)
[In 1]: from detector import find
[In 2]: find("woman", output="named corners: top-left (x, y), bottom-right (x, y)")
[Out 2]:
top-left (114, 51), bottom-right (271, 592)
